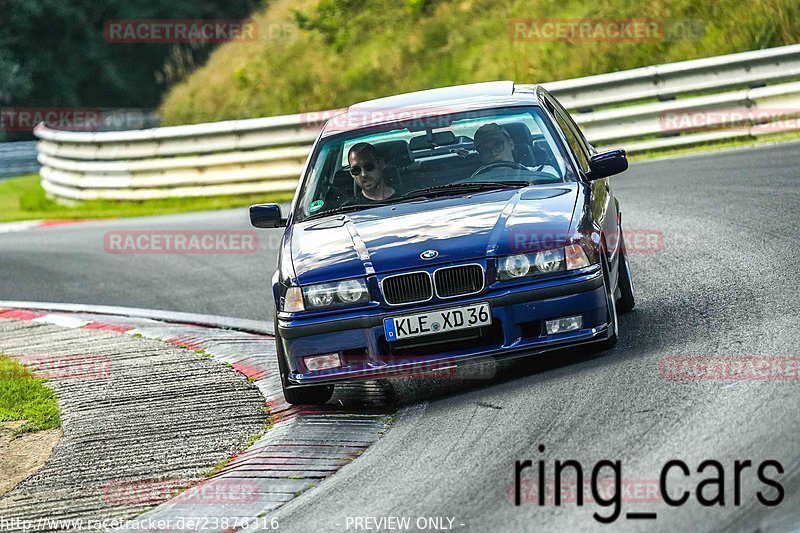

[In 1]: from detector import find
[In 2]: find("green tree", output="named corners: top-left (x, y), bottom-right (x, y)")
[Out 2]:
top-left (0, 0), bottom-right (261, 109)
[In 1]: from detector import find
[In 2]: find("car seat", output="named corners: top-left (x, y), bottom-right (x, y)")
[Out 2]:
top-left (502, 122), bottom-right (538, 167)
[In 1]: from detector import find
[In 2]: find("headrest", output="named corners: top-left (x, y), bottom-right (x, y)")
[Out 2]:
top-left (501, 122), bottom-right (532, 143)
top-left (373, 140), bottom-right (414, 167)
top-left (502, 122), bottom-right (535, 167)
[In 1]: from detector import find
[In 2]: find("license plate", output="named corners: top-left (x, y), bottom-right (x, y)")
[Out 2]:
top-left (384, 302), bottom-right (491, 341)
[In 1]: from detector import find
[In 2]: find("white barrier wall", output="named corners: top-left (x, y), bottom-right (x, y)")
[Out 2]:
top-left (34, 45), bottom-right (800, 201)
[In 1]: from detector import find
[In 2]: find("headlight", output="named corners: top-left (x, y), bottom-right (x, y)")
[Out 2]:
top-left (498, 247), bottom-right (575, 280)
top-left (498, 254), bottom-right (531, 279)
top-left (534, 249), bottom-right (565, 273)
top-left (305, 284), bottom-right (335, 307)
top-left (301, 278), bottom-right (369, 310)
top-left (337, 279), bottom-right (367, 303)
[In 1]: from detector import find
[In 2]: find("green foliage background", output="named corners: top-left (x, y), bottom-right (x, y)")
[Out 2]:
top-left (159, 0), bottom-right (800, 125)
top-left (0, 0), bottom-right (260, 139)
top-left (2, 0), bottom-right (798, 130)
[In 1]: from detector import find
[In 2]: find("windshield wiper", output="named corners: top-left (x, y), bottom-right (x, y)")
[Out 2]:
top-left (305, 202), bottom-right (392, 220)
top-left (400, 180), bottom-right (529, 200)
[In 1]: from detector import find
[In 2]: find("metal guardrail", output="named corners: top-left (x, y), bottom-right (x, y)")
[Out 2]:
top-left (535, 44), bottom-right (800, 110)
top-left (35, 113), bottom-right (316, 200)
top-left (577, 81), bottom-right (800, 150)
top-left (34, 45), bottom-right (800, 202)
top-left (0, 141), bottom-right (39, 179)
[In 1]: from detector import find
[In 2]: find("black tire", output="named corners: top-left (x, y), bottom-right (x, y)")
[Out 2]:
top-left (616, 230), bottom-right (636, 314)
top-left (597, 251), bottom-right (618, 351)
top-left (274, 318), bottom-right (334, 405)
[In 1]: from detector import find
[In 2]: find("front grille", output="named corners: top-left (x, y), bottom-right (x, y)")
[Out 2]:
top-left (434, 264), bottom-right (484, 298)
top-left (382, 272), bottom-right (432, 305)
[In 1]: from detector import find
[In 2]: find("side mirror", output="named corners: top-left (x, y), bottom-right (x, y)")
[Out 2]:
top-left (250, 204), bottom-right (287, 228)
top-left (587, 149), bottom-right (628, 180)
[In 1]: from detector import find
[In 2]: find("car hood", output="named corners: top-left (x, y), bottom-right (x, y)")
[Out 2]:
top-left (289, 184), bottom-right (579, 285)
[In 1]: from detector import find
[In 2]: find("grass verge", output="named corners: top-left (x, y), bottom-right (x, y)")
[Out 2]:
top-left (0, 355), bottom-right (61, 433)
top-left (0, 174), bottom-right (293, 223)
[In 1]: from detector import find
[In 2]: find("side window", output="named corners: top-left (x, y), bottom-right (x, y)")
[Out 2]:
top-left (553, 108), bottom-right (590, 173)
top-left (542, 91), bottom-right (592, 173)
top-left (547, 93), bottom-right (592, 151)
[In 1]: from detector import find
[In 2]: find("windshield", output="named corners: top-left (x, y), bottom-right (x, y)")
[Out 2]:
top-left (294, 106), bottom-right (576, 222)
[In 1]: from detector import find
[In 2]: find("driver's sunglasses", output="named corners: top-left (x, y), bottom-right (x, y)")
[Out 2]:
top-left (350, 161), bottom-right (376, 177)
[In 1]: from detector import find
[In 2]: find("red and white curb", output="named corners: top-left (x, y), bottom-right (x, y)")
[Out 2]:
top-left (0, 306), bottom-right (392, 527)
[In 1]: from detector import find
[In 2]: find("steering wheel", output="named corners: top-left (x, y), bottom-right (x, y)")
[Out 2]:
top-left (470, 161), bottom-right (530, 179)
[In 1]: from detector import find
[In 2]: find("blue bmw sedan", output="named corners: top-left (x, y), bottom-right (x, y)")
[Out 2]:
top-left (251, 81), bottom-right (635, 404)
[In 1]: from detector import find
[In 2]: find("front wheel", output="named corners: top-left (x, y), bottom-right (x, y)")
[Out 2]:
top-left (274, 318), bottom-right (334, 405)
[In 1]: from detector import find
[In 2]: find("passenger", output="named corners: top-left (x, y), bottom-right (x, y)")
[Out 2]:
top-left (348, 142), bottom-right (398, 202)
top-left (472, 123), bottom-right (558, 176)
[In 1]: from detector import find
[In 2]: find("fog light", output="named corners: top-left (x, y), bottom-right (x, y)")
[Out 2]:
top-left (546, 315), bottom-right (583, 335)
top-left (303, 353), bottom-right (341, 371)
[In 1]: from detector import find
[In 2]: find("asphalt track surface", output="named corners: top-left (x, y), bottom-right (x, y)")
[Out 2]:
top-left (2, 143), bottom-right (800, 531)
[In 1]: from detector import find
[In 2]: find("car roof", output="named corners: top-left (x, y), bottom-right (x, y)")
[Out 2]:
top-left (320, 81), bottom-right (544, 136)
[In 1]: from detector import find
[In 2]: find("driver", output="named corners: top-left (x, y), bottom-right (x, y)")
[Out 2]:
top-left (473, 123), bottom-right (557, 176)
top-left (348, 142), bottom-right (399, 203)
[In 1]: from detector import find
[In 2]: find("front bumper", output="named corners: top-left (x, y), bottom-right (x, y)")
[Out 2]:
top-left (277, 267), bottom-right (608, 386)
